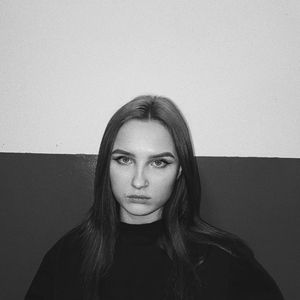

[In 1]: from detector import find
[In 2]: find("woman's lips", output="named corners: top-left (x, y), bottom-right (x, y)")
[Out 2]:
top-left (127, 195), bottom-right (151, 201)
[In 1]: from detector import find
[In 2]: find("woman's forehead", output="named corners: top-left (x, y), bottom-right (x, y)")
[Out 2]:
top-left (113, 120), bottom-right (176, 155)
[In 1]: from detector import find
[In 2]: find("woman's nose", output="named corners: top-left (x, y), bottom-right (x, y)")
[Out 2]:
top-left (131, 167), bottom-right (149, 189)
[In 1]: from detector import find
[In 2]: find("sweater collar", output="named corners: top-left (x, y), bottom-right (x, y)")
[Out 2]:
top-left (118, 219), bottom-right (163, 245)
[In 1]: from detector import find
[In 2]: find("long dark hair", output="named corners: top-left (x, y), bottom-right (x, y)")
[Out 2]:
top-left (78, 95), bottom-right (254, 299)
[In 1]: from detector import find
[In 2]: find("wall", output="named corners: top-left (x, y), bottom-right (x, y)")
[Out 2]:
top-left (1, 154), bottom-right (299, 300)
top-left (1, 0), bottom-right (299, 157)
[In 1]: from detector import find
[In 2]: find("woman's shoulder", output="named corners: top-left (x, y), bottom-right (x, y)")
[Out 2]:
top-left (31, 226), bottom-right (84, 280)
top-left (43, 226), bottom-right (83, 262)
top-left (25, 227), bottom-right (84, 299)
top-left (194, 243), bottom-right (284, 300)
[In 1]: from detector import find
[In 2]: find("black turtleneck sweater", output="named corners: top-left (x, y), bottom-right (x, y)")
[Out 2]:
top-left (25, 219), bottom-right (284, 300)
top-left (99, 220), bottom-right (173, 300)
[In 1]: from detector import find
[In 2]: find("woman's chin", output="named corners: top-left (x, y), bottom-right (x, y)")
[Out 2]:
top-left (125, 203), bottom-right (153, 216)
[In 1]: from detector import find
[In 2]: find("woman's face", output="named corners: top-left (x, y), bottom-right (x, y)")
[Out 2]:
top-left (109, 119), bottom-right (181, 224)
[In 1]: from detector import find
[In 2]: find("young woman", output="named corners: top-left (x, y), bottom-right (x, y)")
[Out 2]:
top-left (25, 95), bottom-right (284, 300)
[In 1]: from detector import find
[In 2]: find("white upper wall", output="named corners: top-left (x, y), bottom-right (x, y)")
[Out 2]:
top-left (1, 0), bottom-right (299, 157)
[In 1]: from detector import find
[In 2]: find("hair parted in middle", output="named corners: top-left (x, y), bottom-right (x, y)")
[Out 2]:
top-left (78, 95), bottom-right (253, 300)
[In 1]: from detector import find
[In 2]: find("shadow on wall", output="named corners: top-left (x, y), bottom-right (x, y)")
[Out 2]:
top-left (0, 153), bottom-right (299, 299)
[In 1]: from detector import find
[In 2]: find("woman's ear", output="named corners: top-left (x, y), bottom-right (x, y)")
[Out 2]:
top-left (176, 166), bottom-right (182, 179)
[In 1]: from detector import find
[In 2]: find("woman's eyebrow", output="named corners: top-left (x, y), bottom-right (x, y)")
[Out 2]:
top-left (111, 149), bottom-right (176, 159)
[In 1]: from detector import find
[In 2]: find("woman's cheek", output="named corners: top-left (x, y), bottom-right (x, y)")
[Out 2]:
top-left (156, 166), bottom-right (178, 180)
top-left (152, 172), bottom-right (177, 189)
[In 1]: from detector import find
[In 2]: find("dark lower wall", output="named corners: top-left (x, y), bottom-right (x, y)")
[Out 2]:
top-left (0, 153), bottom-right (299, 299)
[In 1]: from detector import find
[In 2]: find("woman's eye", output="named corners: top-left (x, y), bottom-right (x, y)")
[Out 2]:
top-left (151, 159), bottom-right (169, 168)
top-left (115, 156), bottom-right (132, 165)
